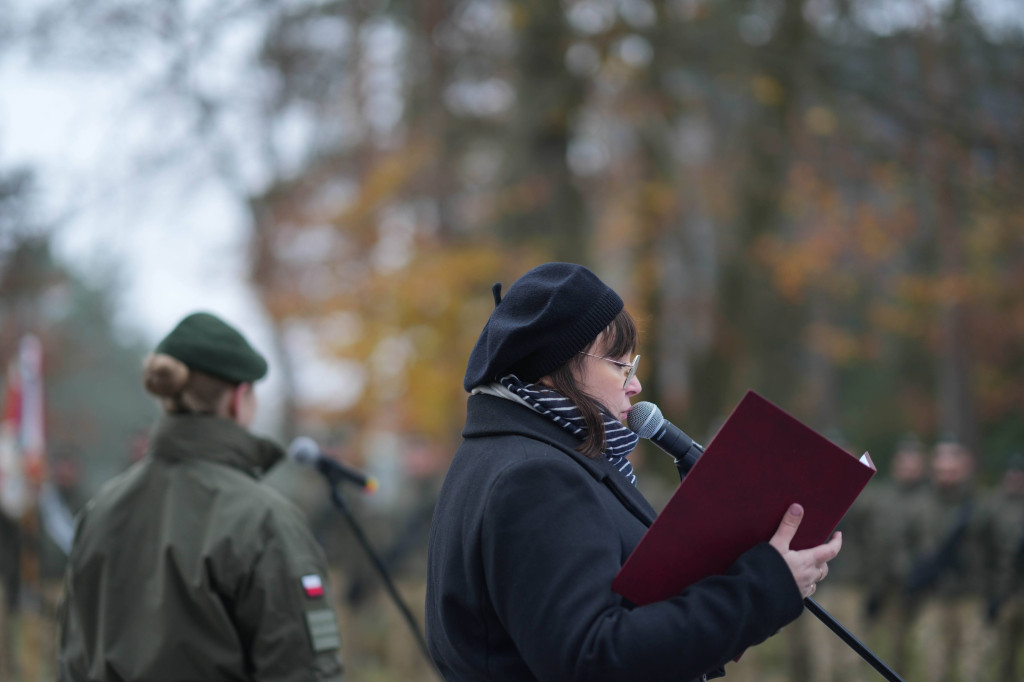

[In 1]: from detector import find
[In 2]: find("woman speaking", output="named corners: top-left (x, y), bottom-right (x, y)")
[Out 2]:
top-left (425, 262), bottom-right (840, 681)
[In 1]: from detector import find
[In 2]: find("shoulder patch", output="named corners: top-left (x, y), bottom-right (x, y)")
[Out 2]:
top-left (301, 574), bottom-right (325, 598)
top-left (305, 608), bottom-right (342, 652)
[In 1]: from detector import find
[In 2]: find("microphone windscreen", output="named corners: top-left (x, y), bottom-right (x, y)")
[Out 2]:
top-left (288, 436), bottom-right (320, 465)
top-left (627, 401), bottom-right (664, 439)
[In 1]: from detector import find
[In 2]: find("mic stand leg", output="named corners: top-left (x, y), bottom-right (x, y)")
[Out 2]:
top-left (804, 597), bottom-right (904, 681)
top-left (327, 485), bottom-right (441, 680)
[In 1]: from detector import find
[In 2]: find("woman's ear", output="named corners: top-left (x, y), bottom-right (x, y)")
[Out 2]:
top-left (227, 383), bottom-right (250, 420)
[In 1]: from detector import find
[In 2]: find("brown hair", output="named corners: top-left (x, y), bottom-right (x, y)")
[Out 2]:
top-left (544, 309), bottom-right (638, 459)
top-left (143, 353), bottom-right (235, 415)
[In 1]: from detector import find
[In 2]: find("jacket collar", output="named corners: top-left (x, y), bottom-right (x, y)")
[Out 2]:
top-left (149, 413), bottom-right (284, 478)
top-left (463, 393), bottom-right (657, 525)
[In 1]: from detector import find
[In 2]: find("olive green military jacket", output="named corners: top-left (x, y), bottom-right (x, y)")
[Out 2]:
top-left (856, 478), bottom-right (932, 597)
top-left (58, 414), bottom-right (344, 682)
top-left (977, 489), bottom-right (1024, 602)
top-left (906, 481), bottom-right (984, 598)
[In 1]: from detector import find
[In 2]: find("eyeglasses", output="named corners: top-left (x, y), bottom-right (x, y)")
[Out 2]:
top-left (578, 352), bottom-right (641, 388)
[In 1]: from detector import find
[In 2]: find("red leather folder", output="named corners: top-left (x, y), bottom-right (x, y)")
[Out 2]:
top-left (612, 390), bottom-right (876, 606)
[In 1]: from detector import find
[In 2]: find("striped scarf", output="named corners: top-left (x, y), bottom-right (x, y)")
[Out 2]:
top-left (499, 375), bottom-right (639, 486)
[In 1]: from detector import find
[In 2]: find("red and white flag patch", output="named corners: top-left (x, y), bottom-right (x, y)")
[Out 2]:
top-left (301, 574), bottom-right (325, 598)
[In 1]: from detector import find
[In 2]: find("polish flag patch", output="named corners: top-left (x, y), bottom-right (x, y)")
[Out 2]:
top-left (301, 574), bottom-right (325, 598)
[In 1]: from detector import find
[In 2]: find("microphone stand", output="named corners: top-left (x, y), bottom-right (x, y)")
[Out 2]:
top-left (804, 597), bottom-right (904, 681)
top-left (326, 483), bottom-right (441, 680)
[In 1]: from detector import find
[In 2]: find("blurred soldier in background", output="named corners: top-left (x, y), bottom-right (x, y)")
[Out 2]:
top-left (905, 438), bottom-right (984, 682)
top-left (977, 452), bottom-right (1024, 681)
top-left (858, 434), bottom-right (930, 676)
top-left (805, 432), bottom-right (869, 682)
top-left (57, 312), bottom-right (344, 682)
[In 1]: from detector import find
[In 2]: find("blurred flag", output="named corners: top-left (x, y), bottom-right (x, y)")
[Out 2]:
top-left (0, 335), bottom-right (47, 521)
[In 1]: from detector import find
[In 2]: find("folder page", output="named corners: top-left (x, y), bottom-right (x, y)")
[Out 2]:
top-left (612, 390), bottom-right (875, 606)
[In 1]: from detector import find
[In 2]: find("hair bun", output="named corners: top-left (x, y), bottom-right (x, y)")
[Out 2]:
top-left (143, 353), bottom-right (190, 397)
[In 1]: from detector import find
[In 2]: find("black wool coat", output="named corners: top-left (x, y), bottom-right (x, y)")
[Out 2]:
top-left (425, 394), bottom-right (804, 682)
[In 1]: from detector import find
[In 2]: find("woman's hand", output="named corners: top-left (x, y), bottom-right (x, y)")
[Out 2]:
top-left (769, 503), bottom-right (842, 599)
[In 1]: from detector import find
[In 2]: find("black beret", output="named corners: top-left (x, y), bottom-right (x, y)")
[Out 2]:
top-left (463, 263), bottom-right (623, 391)
top-left (155, 312), bottom-right (268, 384)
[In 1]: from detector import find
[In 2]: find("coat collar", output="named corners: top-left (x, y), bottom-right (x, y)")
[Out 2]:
top-left (149, 413), bottom-right (284, 478)
top-left (463, 393), bottom-right (658, 525)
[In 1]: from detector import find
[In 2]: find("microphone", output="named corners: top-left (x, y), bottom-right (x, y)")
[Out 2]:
top-left (288, 436), bottom-right (379, 494)
top-left (627, 401), bottom-right (704, 476)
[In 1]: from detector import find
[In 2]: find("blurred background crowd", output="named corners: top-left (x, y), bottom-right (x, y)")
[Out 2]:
top-left (2, 0), bottom-right (1023, 680)
top-left (767, 436), bottom-right (1024, 682)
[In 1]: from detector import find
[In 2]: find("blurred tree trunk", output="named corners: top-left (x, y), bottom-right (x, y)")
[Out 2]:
top-left (917, 17), bottom-right (978, 453)
top-left (929, 136), bottom-right (977, 452)
top-left (497, 0), bottom-right (589, 258)
top-left (719, 0), bottom-right (810, 408)
top-left (407, 0), bottom-right (457, 240)
top-left (640, 116), bottom-right (720, 423)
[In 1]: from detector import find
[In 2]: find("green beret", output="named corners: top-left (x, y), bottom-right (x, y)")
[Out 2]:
top-left (155, 312), bottom-right (268, 384)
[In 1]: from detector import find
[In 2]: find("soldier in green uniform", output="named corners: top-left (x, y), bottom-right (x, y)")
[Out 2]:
top-left (857, 434), bottom-right (931, 678)
top-left (802, 432), bottom-right (869, 682)
top-left (58, 312), bottom-right (344, 681)
top-left (977, 453), bottom-right (1024, 681)
top-left (905, 438), bottom-right (984, 682)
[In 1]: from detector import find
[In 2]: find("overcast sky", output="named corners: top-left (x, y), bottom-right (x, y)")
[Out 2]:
top-left (0, 38), bottom-right (294, 429)
top-left (2, 54), bottom-right (261, 345)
